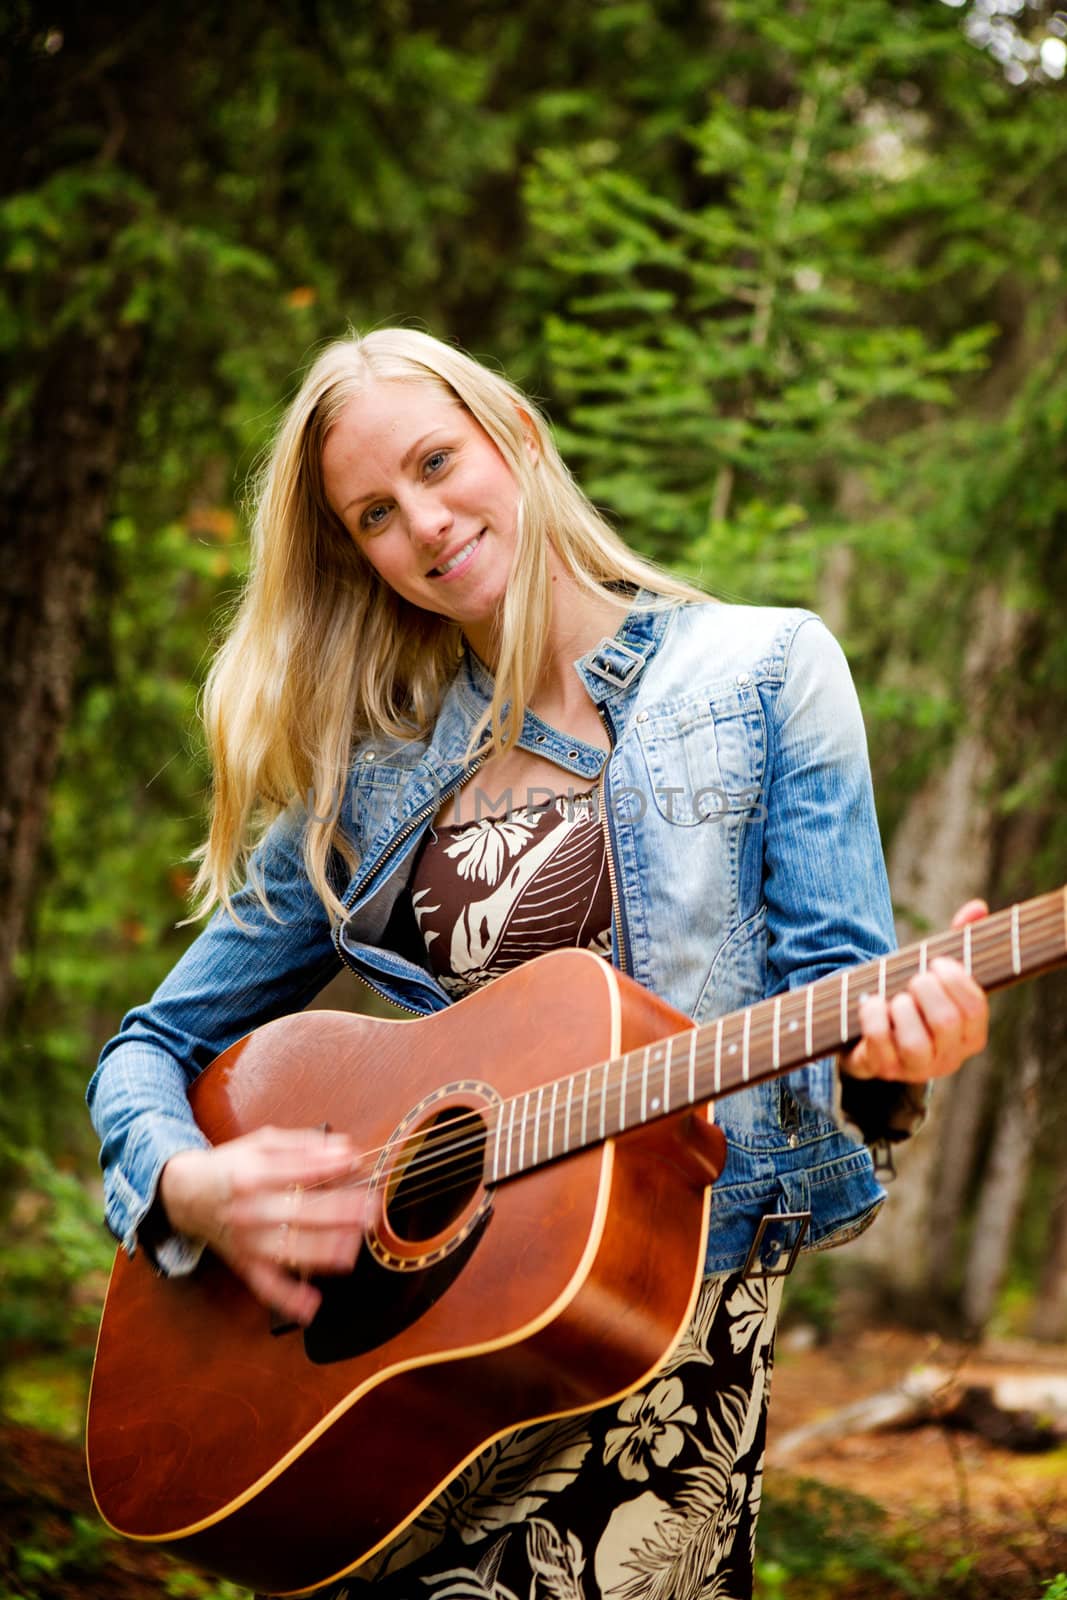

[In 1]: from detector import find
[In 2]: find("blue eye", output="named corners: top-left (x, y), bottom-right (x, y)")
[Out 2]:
top-left (361, 503), bottom-right (390, 532)
top-left (424, 449), bottom-right (450, 475)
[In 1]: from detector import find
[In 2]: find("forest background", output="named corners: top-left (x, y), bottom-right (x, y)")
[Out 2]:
top-left (1, 1), bottom-right (1066, 1597)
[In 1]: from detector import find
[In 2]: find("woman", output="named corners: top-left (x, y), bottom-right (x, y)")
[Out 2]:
top-left (88, 328), bottom-right (988, 1599)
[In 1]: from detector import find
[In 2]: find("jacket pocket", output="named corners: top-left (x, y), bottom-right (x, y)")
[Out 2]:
top-left (635, 684), bottom-right (767, 826)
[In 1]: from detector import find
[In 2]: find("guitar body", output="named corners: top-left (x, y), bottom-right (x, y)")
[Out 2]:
top-left (86, 949), bottom-right (725, 1596)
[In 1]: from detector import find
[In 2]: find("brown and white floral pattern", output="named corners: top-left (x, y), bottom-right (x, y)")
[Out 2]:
top-left (410, 793), bottom-right (614, 997)
top-left (316, 1271), bottom-right (783, 1600)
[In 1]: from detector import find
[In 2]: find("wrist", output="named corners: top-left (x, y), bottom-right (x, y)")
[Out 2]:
top-left (159, 1147), bottom-right (216, 1239)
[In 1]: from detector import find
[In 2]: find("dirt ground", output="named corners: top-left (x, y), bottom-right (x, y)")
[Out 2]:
top-left (3, 1325), bottom-right (1066, 1599)
top-left (766, 1324), bottom-right (1067, 1594)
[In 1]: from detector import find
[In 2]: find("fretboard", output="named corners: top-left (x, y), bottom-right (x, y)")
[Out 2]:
top-left (488, 888), bottom-right (1067, 1183)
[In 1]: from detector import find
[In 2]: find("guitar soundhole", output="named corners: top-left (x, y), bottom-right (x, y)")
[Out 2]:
top-left (386, 1107), bottom-right (486, 1244)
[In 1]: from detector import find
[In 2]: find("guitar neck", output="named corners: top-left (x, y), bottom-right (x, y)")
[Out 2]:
top-left (489, 888), bottom-right (1067, 1183)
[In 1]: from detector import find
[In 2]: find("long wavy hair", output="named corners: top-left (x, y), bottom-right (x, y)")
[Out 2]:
top-left (193, 328), bottom-right (707, 923)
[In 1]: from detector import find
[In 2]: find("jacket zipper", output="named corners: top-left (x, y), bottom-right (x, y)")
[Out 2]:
top-left (334, 756), bottom-right (485, 1015)
top-left (597, 706), bottom-right (632, 977)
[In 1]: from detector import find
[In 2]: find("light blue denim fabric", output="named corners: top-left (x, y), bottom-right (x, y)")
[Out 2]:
top-left (88, 597), bottom-right (904, 1277)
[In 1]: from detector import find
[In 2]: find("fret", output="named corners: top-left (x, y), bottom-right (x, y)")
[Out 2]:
top-left (505, 1096), bottom-right (516, 1178)
top-left (918, 940), bottom-right (928, 976)
top-left (599, 1061), bottom-right (610, 1141)
top-left (772, 995), bottom-right (782, 1071)
top-left (742, 1008), bottom-right (752, 1082)
top-left (581, 1066), bottom-right (592, 1149)
top-left (532, 1086), bottom-right (544, 1165)
top-left (688, 1030), bottom-right (696, 1106)
top-left (618, 1056), bottom-right (629, 1132)
top-left (839, 970), bottom-right (849, 1043)
top-left (805, 984), bottom-right (813, 1057)
top-left (1011, 903), bottom-right (1021, 976)
top-left (640, 1048), bottom-right (648, 1123)
top-left (492, 1102), bottom-right (503, 1183)
top-left (878, 956), bottom-right (887, 1000)
top-left (963, 923), bottom-right (973, 975)
top-left (662, 1042), bottom-right (671, 1114)
top-left (714, 1018), bottom-right (723, 1093)
top-left (518, 1091), bottom-right (531, 1170)
top-left (563, 1075), bottom-right (574, 1155)
top-left (548, 1081), bottom-right (559, 1160)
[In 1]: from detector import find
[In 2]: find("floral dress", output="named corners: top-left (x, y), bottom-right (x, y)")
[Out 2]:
top-left (312, 797), bottom-right (783, 1600)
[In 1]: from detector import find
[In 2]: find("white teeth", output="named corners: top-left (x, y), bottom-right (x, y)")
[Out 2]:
top-left (433, 534), bottom-right (480, 576)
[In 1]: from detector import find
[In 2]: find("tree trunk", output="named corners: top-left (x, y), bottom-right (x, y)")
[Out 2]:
top-left (960, 1008), bottom-right (1042, 1332)
top-left (926, 1049), bottom-right (998, 1288)
top-left (0, 328), bottom-right (139, 1025)
top-left (846, 727), bottom-right (996, 1297)
top-left (847, 587), bottom-right (1020, 1302)
top-left (1030, 1161), bottom-right (1067, 1343)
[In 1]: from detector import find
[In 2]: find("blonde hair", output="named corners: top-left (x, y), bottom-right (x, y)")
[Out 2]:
top-left (194, 328), bottom-right (706, 923)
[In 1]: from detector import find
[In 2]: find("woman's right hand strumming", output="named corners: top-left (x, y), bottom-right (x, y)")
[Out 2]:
top-left (159, 1126), bottom-right (366, 1326)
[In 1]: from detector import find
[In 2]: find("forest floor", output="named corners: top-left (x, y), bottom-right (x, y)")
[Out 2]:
top-left (764, 1323), bottom-right (1067, 1597)
top-left (2, 1324), bottom-right (1066, 1600)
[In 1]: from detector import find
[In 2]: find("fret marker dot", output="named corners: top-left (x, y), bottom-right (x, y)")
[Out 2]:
top-left (651, 1097), bottom-right (661, 1112)
top-left (728, 1043), bottom-right (738, 1055)
top-left (789, 1019), bottom-right (798, 1031)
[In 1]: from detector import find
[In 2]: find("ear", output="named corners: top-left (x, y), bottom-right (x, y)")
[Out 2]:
top-left (513, 403), bottom-right (541, 466)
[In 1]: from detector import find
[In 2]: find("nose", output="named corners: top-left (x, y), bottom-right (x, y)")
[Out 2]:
top-left (406, 489), bottom-right (453, 551)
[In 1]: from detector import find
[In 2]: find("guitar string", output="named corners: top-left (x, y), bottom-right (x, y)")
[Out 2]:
top-left (280, 905), bottom-right (1066, 1226)
top-left (295, 902), bottom-right (1065, 1213)
top-left (286, 903), bottom-right (1065, 1215)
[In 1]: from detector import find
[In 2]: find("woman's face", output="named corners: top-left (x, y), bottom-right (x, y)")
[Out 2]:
top-left (321, 379), bottom-right (528, 652)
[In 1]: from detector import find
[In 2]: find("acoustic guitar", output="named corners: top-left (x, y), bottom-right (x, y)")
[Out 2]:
top-left (86, 889), bottom-right (1067, 1595)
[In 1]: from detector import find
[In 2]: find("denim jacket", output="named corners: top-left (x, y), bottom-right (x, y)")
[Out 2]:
top-left (89, 597), bottom-right (912, 1278)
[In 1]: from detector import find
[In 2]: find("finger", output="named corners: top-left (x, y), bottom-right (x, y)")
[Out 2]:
top-left (929, 958), bottom-right (989, 1053)
top-left (252, 1125), bottom-right (355, 1155)
top-left (886, 988), bottom-right (941, 1078)
top-left (233, 1190), bottom-right (367, 1235)
top-left (848, 995), bottom-right (898, 1080)
top-left (284, 1224), bottom-right (363, 1278)
top-left (257, 1213), bottom-right (362, 1278)
top-left (231, 1185), bottom-right (367, 1233)
top-left (242, 1258), bottom-right (323, 1327)
top-left (228, 1143), bottom-right (359, 1200)
top-left (951, 899), bottom-right (988, 928)
top-left (247, 1127), bottom-right (357, 1175)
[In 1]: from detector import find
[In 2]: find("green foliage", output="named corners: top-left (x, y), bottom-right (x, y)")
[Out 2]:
top-left (0, 1147), bottom-right (112, 1369)
top-left (11, 1512), bottom-right (112, 1587)
top-left (526, 0), bottom-right (1009, 580)
top-left (781, 1253), bottom-right (839, 1343)
top-left (756, 1477), bottom-right (919, 1595)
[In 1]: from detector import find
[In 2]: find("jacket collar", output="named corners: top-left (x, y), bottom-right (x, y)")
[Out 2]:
top-left (409, 589), bottom-right (678, 796)
top-left (455, 587), bottom-right (674, 713)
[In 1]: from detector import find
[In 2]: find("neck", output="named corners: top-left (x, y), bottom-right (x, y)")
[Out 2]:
top-left (463, 557), bottom-right (630, 720)
top-left (485, 888), bottom-right (1067, 1184)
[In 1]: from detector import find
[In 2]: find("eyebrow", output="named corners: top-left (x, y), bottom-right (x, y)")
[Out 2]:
top-left (341, 432), bottom-right (439, 514)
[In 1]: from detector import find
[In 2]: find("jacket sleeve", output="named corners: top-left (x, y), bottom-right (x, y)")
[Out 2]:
top-left (762, 614), bottom-right (927, 1144)
top-left (86, 808), bottom-right (343, 1273)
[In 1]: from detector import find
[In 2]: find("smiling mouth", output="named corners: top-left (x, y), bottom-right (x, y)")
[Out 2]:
top-left (429, 531), bottom-right (483, 578)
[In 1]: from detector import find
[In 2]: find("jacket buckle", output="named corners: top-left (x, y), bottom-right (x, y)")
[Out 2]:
top-left (741, 1210), bottom-right (811, 1279)
top-left (586, 638), bottom-right (647, 688)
